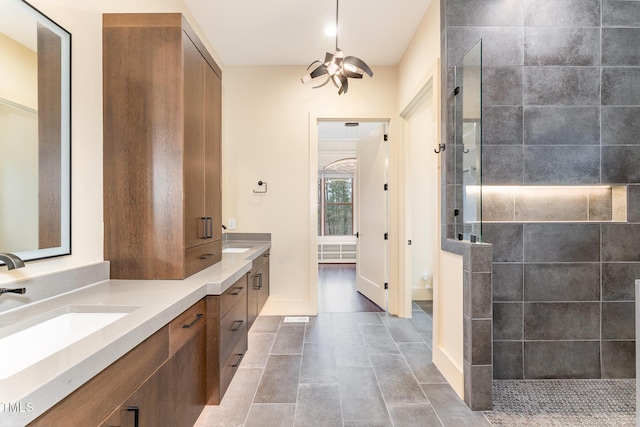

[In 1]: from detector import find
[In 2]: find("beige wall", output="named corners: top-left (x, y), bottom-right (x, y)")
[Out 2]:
top-left (0, 33), bottom-right (37, 109)
top-left (396, 0), bottom-right (465, 397)
top-left (0, 0), bottom-right (221, 284)
top-left (222, 65), bottom-right (398, 314)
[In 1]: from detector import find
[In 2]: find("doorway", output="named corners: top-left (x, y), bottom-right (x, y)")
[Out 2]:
top-left (317, 120), bottom-right (388, 313)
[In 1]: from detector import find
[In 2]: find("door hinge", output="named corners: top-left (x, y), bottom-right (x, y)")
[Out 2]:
top-left (355, 232), bottom-right (359, 238)
top-left (384, 283), bottom-right (388, 290)
top-left (384, 232), bottom-right (388, 240)
top-left (454, 86), bottom-right (460, 96)
top-left (384, 183), bottom-right (388, 191)
top-left (384, 134), bottom-right (388, 142)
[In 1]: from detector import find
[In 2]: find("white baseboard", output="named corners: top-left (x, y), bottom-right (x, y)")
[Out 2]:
top-left (259, 298), bottom-right (317, 316)
top-left (433, 345), bottom-right (464, 399)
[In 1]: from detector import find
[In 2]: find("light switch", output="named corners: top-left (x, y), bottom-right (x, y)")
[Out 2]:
top-left (228, 218), bottom-right (236, 230)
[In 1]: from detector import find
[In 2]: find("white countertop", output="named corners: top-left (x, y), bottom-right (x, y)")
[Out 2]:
top-left (0, 240), bottom-right (270, 426)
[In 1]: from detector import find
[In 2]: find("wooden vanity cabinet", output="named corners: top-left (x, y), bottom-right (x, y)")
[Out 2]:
top-left (248, 250), bottom-right (270, 330)
top-left (29, 300), bottom-right (207, 427)
top-left (103, 13), bottom-right (222, 280)
top-left (206, 274), bottom-right (248, 404)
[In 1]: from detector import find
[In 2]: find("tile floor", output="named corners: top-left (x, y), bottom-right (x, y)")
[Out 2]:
top-left (195, 302), bottom-right (491, 426)
top-left (487, 379), bottom-right (636, 426)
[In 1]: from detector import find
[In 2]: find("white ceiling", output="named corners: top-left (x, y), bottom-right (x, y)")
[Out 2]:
top-left (183, 0), bottom-right (432, 65)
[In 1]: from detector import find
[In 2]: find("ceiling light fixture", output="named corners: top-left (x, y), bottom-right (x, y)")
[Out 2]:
top-left (301, 0), bottom-right (373, 95)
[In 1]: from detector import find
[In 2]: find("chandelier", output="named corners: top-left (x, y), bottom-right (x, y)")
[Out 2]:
top-left (300, 0), bottom-right (373, 95)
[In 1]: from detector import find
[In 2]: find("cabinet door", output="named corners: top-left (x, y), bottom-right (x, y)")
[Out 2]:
top-left (183, 34), bottom-right (207, 249)
top-left (204, 64), bottom-right (222, 242)
top-left (121, 361), bottom-right (172, 427)
top-left (173, 327), bottom-right (206, 427)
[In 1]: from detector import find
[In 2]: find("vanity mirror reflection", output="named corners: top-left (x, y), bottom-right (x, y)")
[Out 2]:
top-left (0, 0), bottom-right (71, 262)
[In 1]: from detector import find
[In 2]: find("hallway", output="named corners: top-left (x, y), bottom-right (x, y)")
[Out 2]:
top-left (318, 264), bottom-right (383, 313)
top-left (195, 302), bottom-right (490, 426)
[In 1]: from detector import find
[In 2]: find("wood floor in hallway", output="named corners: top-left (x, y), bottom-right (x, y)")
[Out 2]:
top-left (318, 263), bottom-right (383, 313)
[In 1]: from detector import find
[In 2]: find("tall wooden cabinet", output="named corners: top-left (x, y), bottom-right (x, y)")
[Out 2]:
top-left (103, 14), bottom-right (222, 279)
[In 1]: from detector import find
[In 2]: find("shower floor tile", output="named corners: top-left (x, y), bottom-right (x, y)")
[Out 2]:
top-left (486, 379), bottom-right (636, 426)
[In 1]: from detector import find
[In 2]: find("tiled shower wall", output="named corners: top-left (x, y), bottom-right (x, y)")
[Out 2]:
top-left (442, 0), bottom-right (640, 379)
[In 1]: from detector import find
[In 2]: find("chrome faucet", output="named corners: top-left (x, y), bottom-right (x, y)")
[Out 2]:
top-left (0, 253), bottom-right (25, 270)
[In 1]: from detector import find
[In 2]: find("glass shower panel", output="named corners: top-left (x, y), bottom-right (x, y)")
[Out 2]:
top-left (454, 40), bottom-right (482, 242)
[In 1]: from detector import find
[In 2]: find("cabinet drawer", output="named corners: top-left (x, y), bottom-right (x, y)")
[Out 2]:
top-left (220, 274), bottom-right (247, 317)
top-left (250, 250), bottom-right (269, 274)
top-left (220, 292), bottom-right (247, 364)
top-left (220, 332), bottom-right (247, 398)
top-left (169, 299), bottom-right (206, 356)
top-left (185, 240), bottom-right (222, 277)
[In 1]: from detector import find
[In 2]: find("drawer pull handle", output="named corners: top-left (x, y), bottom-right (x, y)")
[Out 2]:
top-left (231, 353), bottom-right (244, 368)
top-left (231, 320), bottom-right (244, 331)
top-left (126, 406), bottom-right (140, 427)
top-left (254, 273), bottom-right (262, 290)
top-left (182, 313), bottom-right (203, 328)
top-left (230, 286), bottom-right (244, 295)
top-left (200, 253), bottom-right (215, 260)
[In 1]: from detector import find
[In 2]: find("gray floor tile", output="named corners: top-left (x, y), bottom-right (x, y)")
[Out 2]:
top-left (332, 312), bottom-right (361, 334)
top-left (194, 368), bottom-right (263, 427)
top-left (421, 383), bottom-right (473, 417)
top-left (294, 383), bottom-right (343, 427)
top-left (334, 332), bottom-right (372, 367)
top-left (387, 403), bottom-right (443, 427)
top-left (397, 342), bottom-right (446, 384)
top-left (251, 316), bottom-right (282, 333)
top-left (304, 315), bottom-right (333, 344)
top-left (245, 403), bottom-right (295, 427)
top-left (343, 421), bottom-right (393, 427)
top-left (355, 311), bottom-right (384, 325)
top-left (271, 324), bottom-right (305, 355)
top-left (360, 324), bottom-right (401, 354)
top-left (381, 315), bottom-right (423, 343)
top-left (299, 341), bottom-right (338, 384)
top-left (370, 354), bottom-right (428, 404)
top-left (408, 312), bottom-right (434, 334)
top-left (338, 366), bottom-right (392, 426)
top-left (242, 333), bottom-right (275, 368)
top-left (420, 332), bottom-right (433, 348)
top-left (439, 413), bottom-right (492, 426)
top-left (254, 355), bottom-right (302, 403)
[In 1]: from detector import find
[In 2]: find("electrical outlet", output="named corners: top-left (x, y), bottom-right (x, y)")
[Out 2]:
top-left (228, 218), bottom-right (236, 230)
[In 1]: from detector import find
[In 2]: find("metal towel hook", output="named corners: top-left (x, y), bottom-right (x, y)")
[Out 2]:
top-left (253, 180), bottom-right (268, 193)
top-left (434, 143), bottom-right (445, 154)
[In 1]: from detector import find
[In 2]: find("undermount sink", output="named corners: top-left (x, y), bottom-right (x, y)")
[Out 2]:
top-left (222, 247), bottom-right (250, 254)
top-left (0, 305), bottom-right (137, 380)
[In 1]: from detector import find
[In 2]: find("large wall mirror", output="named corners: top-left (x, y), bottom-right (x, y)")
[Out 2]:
top-left (0, 0), bottom-right (71, 262)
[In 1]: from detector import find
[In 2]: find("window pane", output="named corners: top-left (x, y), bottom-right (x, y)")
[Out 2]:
top-left (325, 204), bottom-right (353, 236)
top-left (325, 178), bottom-right (352, 203)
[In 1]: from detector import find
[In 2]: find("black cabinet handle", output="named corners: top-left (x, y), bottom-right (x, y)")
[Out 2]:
top-left (231, 353), bottom-right (244, 368)
top-left (126, 406), bottom-right (139, 427)
top-left (230, 286), bottom-right (244, 295)
top-left (202, 217), bottom-right (214, 239)
top-left (231, 320), bottom-right (243, 331)
top-left (182, 313), bottom-right (203, 328)
top-left (201, 217), bottom-right (208, 239)
top-left (200, 253), bottom-right (215, 260)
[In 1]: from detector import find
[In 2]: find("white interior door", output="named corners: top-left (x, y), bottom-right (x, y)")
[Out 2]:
top-left (356, 124), bottom-right (388, 309)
